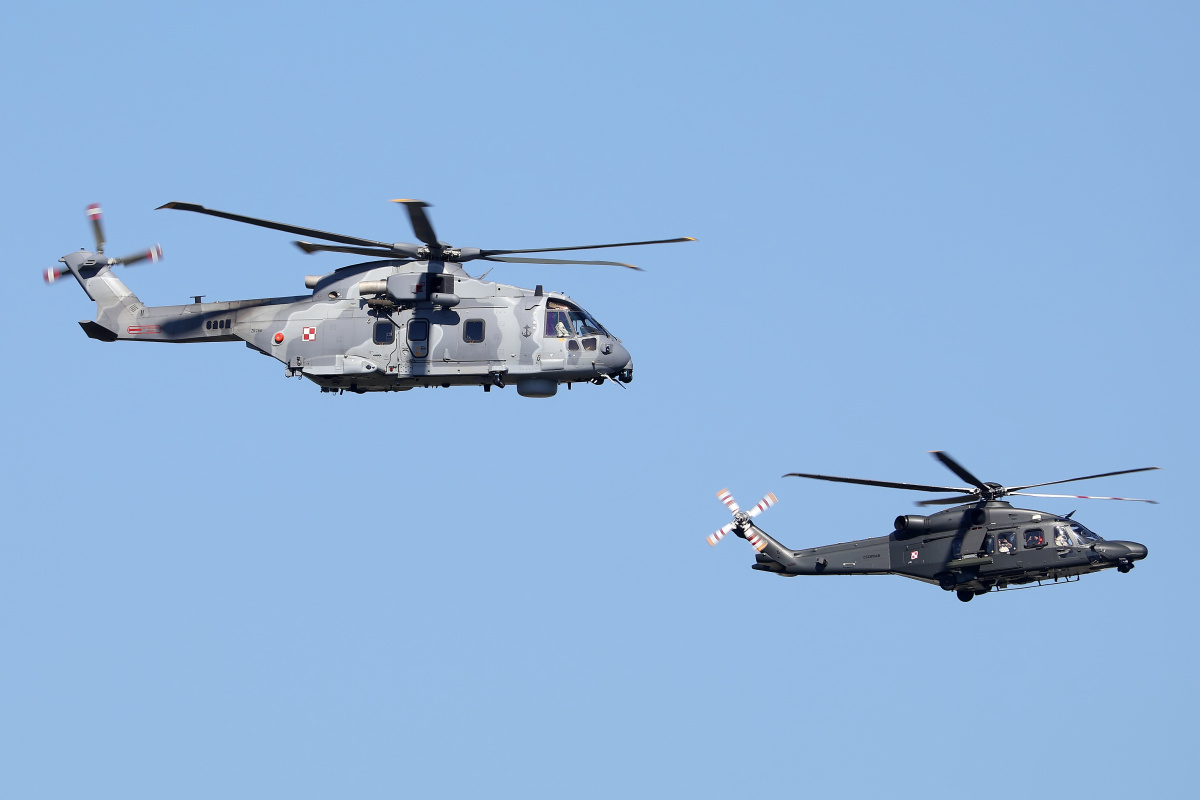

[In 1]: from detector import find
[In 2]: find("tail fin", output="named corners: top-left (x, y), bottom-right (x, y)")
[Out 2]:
top-left (47, 204), bottom-right (160, 338)
top-left (57, 251), bottom-right (146, 336)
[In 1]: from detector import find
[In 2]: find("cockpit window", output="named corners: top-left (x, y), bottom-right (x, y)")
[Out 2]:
top-left (568, 310), bottom-right (606, 336)
top-left (1069, 522), bottom-right (1102, 544)
top-left (544, 300), bottom-right (607, 338)
top-left (545, 310), bottom-right (572, 338)
top-left (1053, 525), bottom-right (1074, 547)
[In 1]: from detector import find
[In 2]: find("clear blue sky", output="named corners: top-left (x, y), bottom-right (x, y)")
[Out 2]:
top-left (2, 2), bottom-right (1196, 797)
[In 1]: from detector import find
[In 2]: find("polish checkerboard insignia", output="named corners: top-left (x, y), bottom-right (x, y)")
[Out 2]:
top-left (302, 326), bottom-right (316, 341)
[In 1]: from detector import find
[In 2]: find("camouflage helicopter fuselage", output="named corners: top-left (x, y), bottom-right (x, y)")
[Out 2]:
top-left (66, 250), bottom-right (633, 397)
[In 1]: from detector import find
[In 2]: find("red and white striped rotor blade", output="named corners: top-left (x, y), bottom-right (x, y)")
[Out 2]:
top-left (745, 528), bottom-right (769, 552)
top-left (113, 244), bottom-right (163, 267)
top-left (1009, 491), bottom-right (1158, 505)
top-left (706, 522), bottom-right (735, 547)
top-left (87, 203), bottom-right (105, 252)
top-left (747, 492), bottom-right (778, 518)
top-left (716, 488), bottom-right (740, 514)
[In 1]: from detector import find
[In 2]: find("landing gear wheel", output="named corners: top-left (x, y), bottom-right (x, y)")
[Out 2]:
top-left (937, 573), bottom-right (957, 592)
top-left (956, 589), bottom-right (975, 603)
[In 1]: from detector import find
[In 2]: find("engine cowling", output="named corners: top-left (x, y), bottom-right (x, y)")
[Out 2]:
top-left (894, 515), bottom-right (928, 537)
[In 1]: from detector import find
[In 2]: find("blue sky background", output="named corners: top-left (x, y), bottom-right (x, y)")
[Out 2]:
top-left (2, 2), bottom-right (1196, 797)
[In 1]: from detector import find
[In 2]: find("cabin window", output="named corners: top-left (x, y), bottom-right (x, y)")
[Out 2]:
top-left (408, 319), bottom-right (429, 342)
top-left (995, 531), bottom-right (1017, 554)
top-left (463, 319), bottom-right (485, 343)
top-left (1023, 528), bottom-right (1046, 549)
top-left (374, 322), bottom-right (395, 345)
top-left (567, 339), bottom-right (579, 352)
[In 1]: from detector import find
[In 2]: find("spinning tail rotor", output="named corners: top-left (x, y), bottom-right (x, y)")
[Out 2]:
top-left (44, 203), bottom-right (163, 283)
top-left (707, 488), bottom-right (778, 550)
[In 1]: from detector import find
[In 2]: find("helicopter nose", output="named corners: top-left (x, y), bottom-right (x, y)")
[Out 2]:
top-left (1092, 541), bottom-right (1148, 562)
top-left (603, 339), bottom-right (631, 372)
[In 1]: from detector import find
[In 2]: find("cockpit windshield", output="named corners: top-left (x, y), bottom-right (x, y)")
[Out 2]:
top-left (1052, 522), bottom-right (1103, 546)
top-left (544, 300), bottom-right (608, 338)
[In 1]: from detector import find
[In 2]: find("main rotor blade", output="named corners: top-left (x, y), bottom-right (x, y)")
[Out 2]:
top-left (929, 451), bottom-right (988, 492)
top-left (391, 200), bottom-right (438, 247)
top-left (484, 255), bottom-right (644, 271)
top-left (1008, 491), bottom-right (1158, 504)
top-left (481, 237), bottom-right (695, 257)
top-left (1007, 467), bottom-right (1161, 493)
top-left (784, 472), bottom-right (971, 494)
top-left (915, 494), bottom-right (982, 507)
top-left (294, 241), bottom-right (418, 259)
top-left (159, 202), bottom-right (395, 249)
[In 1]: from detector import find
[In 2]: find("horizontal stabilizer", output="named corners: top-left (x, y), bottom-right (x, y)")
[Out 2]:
top-left (79, 320), bottom-right (118, 342)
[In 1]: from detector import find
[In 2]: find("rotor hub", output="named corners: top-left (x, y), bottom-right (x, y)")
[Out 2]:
top-left (982, 482), bottom-right (1006, 501)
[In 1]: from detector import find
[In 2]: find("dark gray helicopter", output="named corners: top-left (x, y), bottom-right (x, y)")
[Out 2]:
top-left (47, 201), bottom-right (693, 396)
top-left (708, 452), bottom-right (1158, 602)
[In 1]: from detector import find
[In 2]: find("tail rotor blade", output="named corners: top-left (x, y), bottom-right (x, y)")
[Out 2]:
top-left (44, 266), bottom-right (68, 283)
top-left (112, 244), bottom-right (163, 267)
top-left (745, 529), bottom-right (769, 552)
top-left (706, 522), bottom-right (735, 547)
top-left (716, 488), bottom-right (740, 514)
top-left (747, 492), bottom-right (778, 518)
top-left (87, 203), bottom-right (105, 252)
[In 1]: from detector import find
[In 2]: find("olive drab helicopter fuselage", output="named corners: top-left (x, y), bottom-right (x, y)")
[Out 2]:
top-left (708, 452), bottom-right (1158, 602)
top-left (47, 201), bottom-right (693, 397)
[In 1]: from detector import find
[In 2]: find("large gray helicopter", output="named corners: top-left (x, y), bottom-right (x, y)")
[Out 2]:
top-left (47, 201), bottom-right (692, 396)
top-left (707, 452), bottom-right (1158, 602)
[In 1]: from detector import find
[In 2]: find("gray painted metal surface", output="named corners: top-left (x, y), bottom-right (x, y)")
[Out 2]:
top-left (710, 454), bottom-right (1156, 601)
top-left (50, 202), bottom-right (692, 396)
